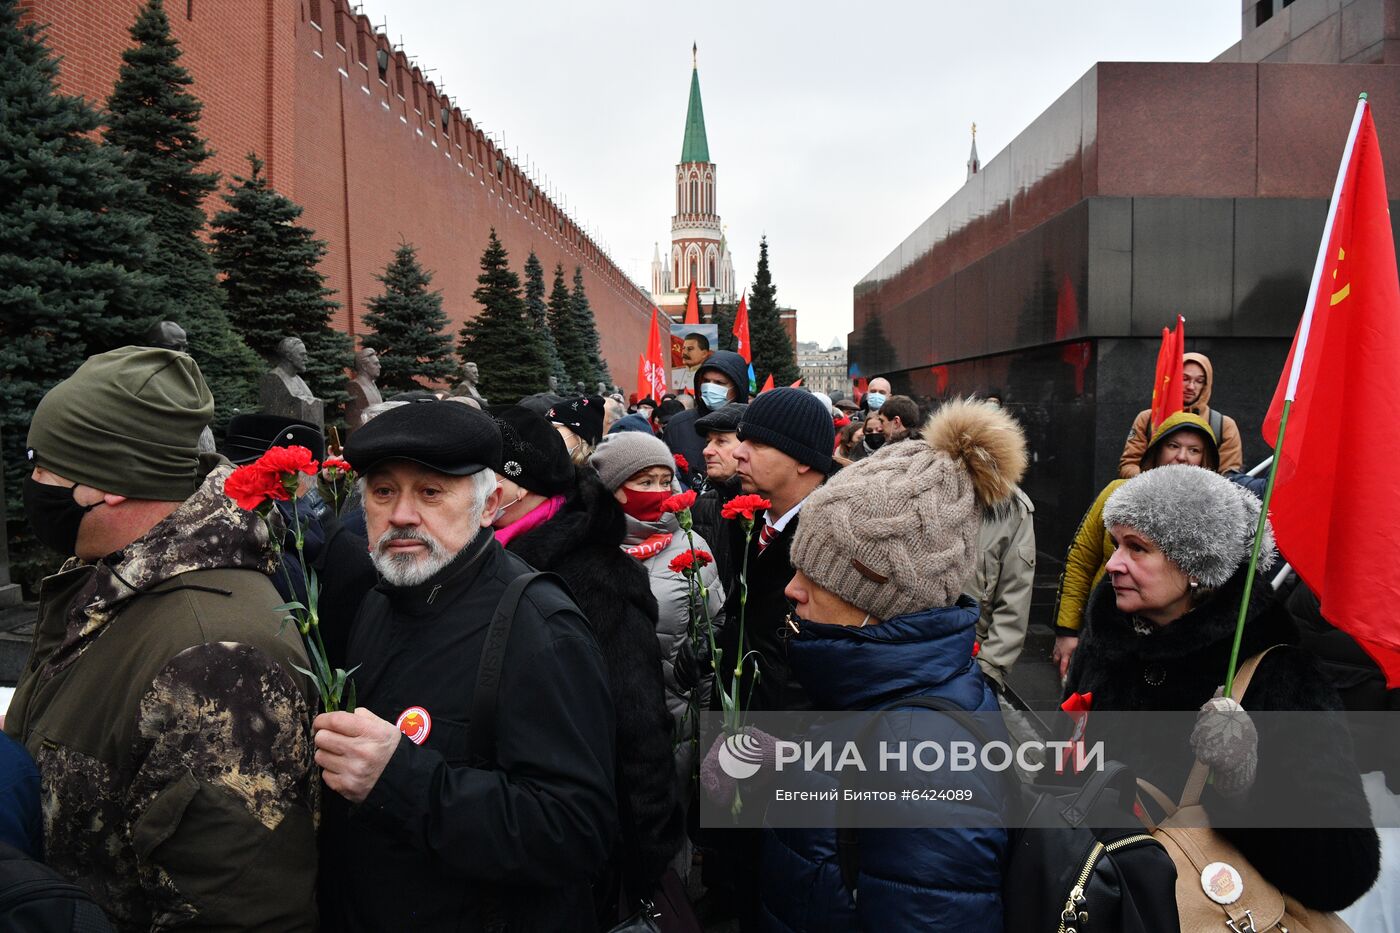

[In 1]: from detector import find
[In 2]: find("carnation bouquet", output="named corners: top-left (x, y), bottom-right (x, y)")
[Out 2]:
top-left (226, 445), bottom-right (357, 712)
top-left (663, 490), bottom-right (771, 815)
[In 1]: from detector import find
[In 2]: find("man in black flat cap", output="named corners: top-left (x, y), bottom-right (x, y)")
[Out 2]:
top-left (314, 401), bottom-right (617, 932)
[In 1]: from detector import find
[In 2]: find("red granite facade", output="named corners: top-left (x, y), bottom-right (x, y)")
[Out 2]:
top-left (20, 0), bottom-right (652, 379)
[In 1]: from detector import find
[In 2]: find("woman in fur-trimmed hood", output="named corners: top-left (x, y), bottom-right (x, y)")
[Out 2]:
top-left (1066, 464), bottom-right (1379, 913)
top-left (751, 398), bottom-right (1026, 932)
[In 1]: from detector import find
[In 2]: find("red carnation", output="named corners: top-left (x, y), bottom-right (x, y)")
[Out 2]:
top-left (834, 416), bottom-right (851, 429)
top-left (661, 490), bottom-right (697, 514)
top-left (258, 445), bottom-right (319, 477)
top-left (673, 453), bottom-right (691, 473)
top-left (225, 463), bottom-right (290, 511)
top-left (322, 456), bottom-right (352, 473)
top-left (668, 549), bottom-right (714, 574)
top-left (721, 494), bottom-right (772, 521)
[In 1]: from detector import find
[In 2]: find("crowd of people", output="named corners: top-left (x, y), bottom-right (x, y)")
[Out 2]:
top-left (1, 343), bottom-right (1390, 931)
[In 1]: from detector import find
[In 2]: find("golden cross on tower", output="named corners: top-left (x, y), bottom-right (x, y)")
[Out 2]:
top-left (693, 42), bottom-right (697, 68)
top-left (971, 122), bottom-right (977, 140)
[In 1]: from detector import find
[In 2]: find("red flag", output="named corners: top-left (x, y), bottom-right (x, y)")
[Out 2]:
top-left (732, 294), bottom-right (751, 363)
top-left (636, 309), bottom-right (667, 403)
top-left (758, 374), bottom-right (775, 394)
top-left (683, 279), bottom-right (699, 325)
top-left (1149, 316), bottom-right (1185, 433)
top-left (1265, 100), bottom-right (1400, 687)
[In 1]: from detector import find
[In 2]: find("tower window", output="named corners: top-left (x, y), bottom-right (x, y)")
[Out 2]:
top-left (1256, 0), bottom-right (1273, 25)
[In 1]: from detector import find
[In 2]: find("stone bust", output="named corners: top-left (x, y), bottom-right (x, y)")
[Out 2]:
top-left (345, 346), bottom-right (384, 434)
top-left (596, 382), bottom-right (609, 396)
top-left (450, 361), bottom-right (487, 405)
top-left (144, 320), bottom-right (216, 452)
top-left (259, 336), bottom-right (324, 429)
top-left (548, 375), bottom-right (559, 394)
top-left (144, 320), bottom-right (189, 354)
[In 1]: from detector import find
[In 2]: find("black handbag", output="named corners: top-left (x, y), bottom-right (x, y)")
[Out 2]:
top-left (835, 696), bottom-right (1180, 933)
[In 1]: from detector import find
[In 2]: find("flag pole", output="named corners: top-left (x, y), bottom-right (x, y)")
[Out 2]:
top-left (1224, 93), bottom-right (1369, 696)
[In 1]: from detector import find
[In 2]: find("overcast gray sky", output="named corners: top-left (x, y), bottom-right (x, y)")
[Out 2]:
top-left (358, 1), bottom-right (1240, 346)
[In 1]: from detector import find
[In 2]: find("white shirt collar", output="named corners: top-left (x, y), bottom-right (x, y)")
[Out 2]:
top-left (766, 499), bottom-right (804, 533)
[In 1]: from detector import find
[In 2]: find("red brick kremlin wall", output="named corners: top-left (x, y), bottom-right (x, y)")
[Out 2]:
top-left (20, 0), bottom-right (653, 382)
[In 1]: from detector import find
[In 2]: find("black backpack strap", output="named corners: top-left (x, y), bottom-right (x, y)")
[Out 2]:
top-left (1209, 408), bottom-right (1224, 445)
top-left (835, 696), bottom-right (1021, 898)
top-left (467, 571), bottom-right (564, 765)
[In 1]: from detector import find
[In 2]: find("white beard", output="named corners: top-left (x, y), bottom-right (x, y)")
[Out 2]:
top-left (371, 525), bottom-right (457, 587)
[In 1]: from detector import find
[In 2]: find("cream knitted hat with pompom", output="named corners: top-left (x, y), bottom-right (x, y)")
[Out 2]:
top-left (789, 398), bottom-right (1027, 621)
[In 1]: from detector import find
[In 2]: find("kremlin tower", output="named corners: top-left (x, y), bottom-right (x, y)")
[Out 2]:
top-left (650, 46), bottom-right (736, 320)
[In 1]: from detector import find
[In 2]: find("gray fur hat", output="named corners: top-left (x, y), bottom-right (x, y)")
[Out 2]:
top-left (1102, 465), bottom-right (1276, 588)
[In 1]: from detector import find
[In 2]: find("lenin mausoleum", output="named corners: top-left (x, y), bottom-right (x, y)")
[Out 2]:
top-left (850, 0), bottom-right (1400, 566)
top-left (20, 0), bottom-right (655, 376)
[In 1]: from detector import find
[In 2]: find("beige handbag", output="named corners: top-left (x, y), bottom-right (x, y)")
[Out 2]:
top-left (1137, 650), bottom-right (1353, 933)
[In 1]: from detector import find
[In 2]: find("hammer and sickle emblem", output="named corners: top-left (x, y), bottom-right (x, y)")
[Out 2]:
top-left (1330, 246), bottom-right (1351, 306)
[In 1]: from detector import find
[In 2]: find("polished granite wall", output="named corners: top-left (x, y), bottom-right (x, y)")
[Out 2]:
top-left (862, 195), bottom-right (1400, 593)
top-left (851, 60), bottom-right (1400, 605)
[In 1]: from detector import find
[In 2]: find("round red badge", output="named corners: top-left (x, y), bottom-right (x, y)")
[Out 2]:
top-left (396, 706), bottom-right (432, 745)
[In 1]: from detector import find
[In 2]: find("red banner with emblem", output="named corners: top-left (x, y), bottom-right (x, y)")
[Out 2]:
top-left (1264, 99), bottom-right (1400, 686)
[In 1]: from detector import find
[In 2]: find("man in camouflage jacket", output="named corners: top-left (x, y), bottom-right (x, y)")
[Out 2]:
top-left (6, 348), bottom-right (318, 931)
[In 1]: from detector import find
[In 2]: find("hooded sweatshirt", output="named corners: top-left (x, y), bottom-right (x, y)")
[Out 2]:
top-left (662, 351), bottom-right (751, 484)
top-left (1118, 351), bottom-right (1242, 477)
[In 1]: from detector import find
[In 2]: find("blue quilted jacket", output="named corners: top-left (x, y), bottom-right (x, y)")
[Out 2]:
top-left (758, 597), bottom-right (1007, 932)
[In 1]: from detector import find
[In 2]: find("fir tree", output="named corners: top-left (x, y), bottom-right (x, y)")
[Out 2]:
top-left (0, 0), bottom-right (158, 588)
top-left (570, 267), bottom-right (610, 386)
top-left (361, 241), bottom-right (455, 392)
top-left (748, 236), bottom-right (799, 386)
top-left (458, 230), bottom-right (553, 403)
top-left (523, 251), bottom-right (567, 385)
top-left (708, 295), bottom-right (738, 353)
top-left (104, 0), bottom-right (260, 427)
top-left (210, 154), bottom-right (351, 418)
top-left (548, 262), bottom-right (585, 384)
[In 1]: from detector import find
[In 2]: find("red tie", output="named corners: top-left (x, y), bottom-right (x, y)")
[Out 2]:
top-left (758, 522), bottom-right (777, 554)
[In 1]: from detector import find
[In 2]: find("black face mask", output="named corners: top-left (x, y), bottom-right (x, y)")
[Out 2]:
top-left (23, 476), bottom-right (98, 556)
top-left (865, 434), bottom-right (886, 451)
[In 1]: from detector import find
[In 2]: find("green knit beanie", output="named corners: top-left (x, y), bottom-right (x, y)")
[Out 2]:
top-left (26, 347), bottom-right (215, 501)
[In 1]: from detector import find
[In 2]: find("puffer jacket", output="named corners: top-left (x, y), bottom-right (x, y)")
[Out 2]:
top-left (622, 513), bottom-right (724, 774)
top-left (758, 599), bottom-right (1008, 932)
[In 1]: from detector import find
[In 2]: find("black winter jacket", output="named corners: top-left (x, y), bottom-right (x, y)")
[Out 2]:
top-left (505, 471), bottom-right (685, 896)
top-left (319, 529), bottom-right (617, 932)
top-left (664, 351), bottom-right (751, 483)
top-left (1066, 569), bottom-right (1380, 912)
top-left (715, 513), bottom-right (811, 711)
top-left (691, 474), bottom-right (743, 594)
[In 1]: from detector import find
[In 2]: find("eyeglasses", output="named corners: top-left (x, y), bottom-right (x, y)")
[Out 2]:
top-left (1182, 376), bottom-right (1207, 388)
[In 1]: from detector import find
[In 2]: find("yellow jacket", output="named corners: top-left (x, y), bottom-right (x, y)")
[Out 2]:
top-left (1052, 479), bottom-right (1124, 633)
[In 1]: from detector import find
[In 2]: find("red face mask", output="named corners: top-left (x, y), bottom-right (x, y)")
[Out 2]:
top-left (620, 488), bottom-right (671, 522)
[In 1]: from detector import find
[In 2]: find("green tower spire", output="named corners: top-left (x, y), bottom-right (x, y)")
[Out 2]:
top-left (680, 43), bottom-right (710, 164)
